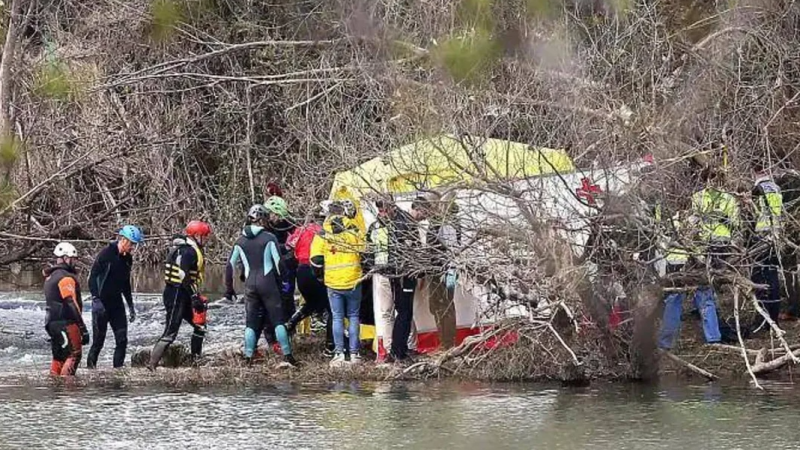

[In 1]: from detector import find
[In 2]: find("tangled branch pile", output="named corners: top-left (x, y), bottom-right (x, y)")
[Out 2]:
top-left (1, 0), bottom-right (800, 381)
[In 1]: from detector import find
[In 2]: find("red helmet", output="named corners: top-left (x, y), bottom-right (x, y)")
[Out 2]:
top-left (185, 220), bottom-right (212, 238)
top-left (266, 182), bottom-right (283, 198)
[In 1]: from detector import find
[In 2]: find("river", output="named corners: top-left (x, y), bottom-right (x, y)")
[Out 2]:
top-left (2, 380), bottom-right (800, 449)
top-left (2, 290), bottom-right (800, 449)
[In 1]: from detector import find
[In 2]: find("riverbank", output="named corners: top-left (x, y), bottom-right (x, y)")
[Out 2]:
top-left (4, 289), bottom-right (800, 389)
top-left (6, 327), bottom-right (800, 390)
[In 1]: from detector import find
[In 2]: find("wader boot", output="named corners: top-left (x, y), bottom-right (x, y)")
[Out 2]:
top-left (147, 341), bottom-right (170, 371)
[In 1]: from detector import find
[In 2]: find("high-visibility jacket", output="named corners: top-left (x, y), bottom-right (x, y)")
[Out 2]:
top-left (691, 188), bottom-right (740, 243)
top-left (754, 176), bottom-right (782, 235)
top-left (654, 203), bottom-right (689, 266)
top-left (367, 221), bottom-right (389, 268)
top-left (309, 216), bottom-right (365, 290)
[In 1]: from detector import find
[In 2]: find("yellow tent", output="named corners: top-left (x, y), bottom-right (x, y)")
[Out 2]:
top-left (329, 135), bottom-right (575, 351)
top-left (329, 135), bottom-right (575, 199)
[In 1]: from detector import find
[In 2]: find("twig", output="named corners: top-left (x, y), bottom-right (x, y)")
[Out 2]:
top-left (749, 291), bottom-right (798, 363)
top-left (734, 288), bottom-right (762, 389)
top-left (755, 347), bottom-right (768, 367)
top-left (710, 343), bottom-right (760, 357)
top-left (660, 349), bottom-right (718, 380)
top-left (547, 322), bottom-right (581, 366)
top-left (752, 347), bottom-right (800, 375)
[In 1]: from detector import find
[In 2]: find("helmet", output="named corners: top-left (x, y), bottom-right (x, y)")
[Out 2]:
top-left (54, 242), bottom-right (78, 258)
top-left (119, 225), bottom-right (144, 244)
top-left (264, 196), bottom-right (289, 219)
top-left (185, 220), bottom-right (212, 237)
top-left (265, 182), bottom-right (283, 197)
top-left (247, 204), bottom-right (269, 221)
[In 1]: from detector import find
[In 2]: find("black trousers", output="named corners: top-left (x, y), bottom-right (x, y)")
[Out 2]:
top-left (263, 269), bottom-right (296, 344)
top-left (246, 283), bottom-right (286, 336)
top-left (293, 264), bottom-right (333, 347)
top-left (158, 285), bottom-right (204, 356)
top-left (87, 300), bottom-right (128, 368)
top-left (390, 277), bottom-right (417, 359)
top-left (752, 247), bottom-right (781, 322)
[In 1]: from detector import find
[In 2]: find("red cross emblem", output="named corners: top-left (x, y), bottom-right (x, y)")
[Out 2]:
top-left (330, 246), bottom-right (337, 254)
top-left (576, 177), bottom-right (602, 205)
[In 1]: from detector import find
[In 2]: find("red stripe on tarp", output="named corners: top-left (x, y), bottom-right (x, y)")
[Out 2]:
top-left (415, 326), bottom-right (519, 354)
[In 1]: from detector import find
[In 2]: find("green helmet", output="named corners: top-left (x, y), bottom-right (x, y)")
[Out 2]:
top-left (264, 196), bottom-right (289, 219)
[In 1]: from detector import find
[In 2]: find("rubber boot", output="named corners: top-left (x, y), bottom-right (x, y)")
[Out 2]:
top-left (244, 327), bottom-right (258, 359)
top-left (148, 341), bottom-right (169, 371)
top-left (191, 326), bottom-right (205, 358)
top-left (275, 324), bottom-right (292, 357)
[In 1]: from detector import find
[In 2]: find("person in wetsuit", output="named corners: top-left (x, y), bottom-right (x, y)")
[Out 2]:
top-left (44, 242), bottom-right (89, 376)
top-left (284, 211), bottom-right (334, 355)
top-left (148, 221), bottom-right (211, 370)
top-left (87, 225), bottom-right (144, 369)
top-left (226, 204), bottom-right (298, 366)
top-left (262, 195), bottom-right (297, 352)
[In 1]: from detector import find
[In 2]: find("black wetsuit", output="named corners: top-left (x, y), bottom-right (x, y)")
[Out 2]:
top-left (225, 225), bottom-right (292, 358)
top-left (149, 236), bottom-right (205, 368)
top-left (264, 219), bottom-right (297, 344)
top-left (43, 263), bottom-right (86, 376)
top-left (87, 242), bottom-right (134, 368)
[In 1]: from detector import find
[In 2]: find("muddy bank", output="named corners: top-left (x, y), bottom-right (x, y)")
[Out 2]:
top-left (3, 290), bottom-right (800, 389)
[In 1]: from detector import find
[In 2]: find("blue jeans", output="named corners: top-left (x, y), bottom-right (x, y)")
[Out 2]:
top-left (658, 286), bottom-right (721, 349)
top-left (328, 286), bottom-right (362, 354)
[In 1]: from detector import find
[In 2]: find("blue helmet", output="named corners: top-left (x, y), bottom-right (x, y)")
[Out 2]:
top-left (119, 225), bottom-right (144, 244)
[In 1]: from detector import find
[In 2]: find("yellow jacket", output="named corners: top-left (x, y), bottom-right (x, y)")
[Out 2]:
top-left (309, 216), bottom-right (365, 290)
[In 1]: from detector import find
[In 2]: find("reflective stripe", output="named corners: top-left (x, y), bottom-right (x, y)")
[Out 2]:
top-left (755, 181), bottom-right (782, 233)
top-left (692, 189), bottom-right (739, 241)
top-left (326, 262), bottom-right (362, 270)
top-left (186, 238), bottom-right (205, 286)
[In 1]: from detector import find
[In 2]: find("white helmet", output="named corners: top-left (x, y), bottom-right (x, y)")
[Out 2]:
top-left (53, 242), bottom-right (78, 258)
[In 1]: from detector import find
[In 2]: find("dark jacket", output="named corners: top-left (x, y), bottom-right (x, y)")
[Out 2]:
top-left (225, 225), bottom-right (282, 292)
top-left (424, 218), bottom-right (460, 273)
top-left (44, 263), bottom-right (85, 328)
top-left (266, 219), bottom-right (295, 253)
top-left (89, 242), bottom-right (133, 311)
top-left (385, 209), bottom-right (421, 277)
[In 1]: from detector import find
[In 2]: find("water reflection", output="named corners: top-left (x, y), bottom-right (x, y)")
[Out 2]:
top-left (3, 381), bottom-right (799, 450)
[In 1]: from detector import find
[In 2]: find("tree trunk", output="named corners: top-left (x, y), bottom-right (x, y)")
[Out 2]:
top-left (0, 0), bottom-right (25, 138)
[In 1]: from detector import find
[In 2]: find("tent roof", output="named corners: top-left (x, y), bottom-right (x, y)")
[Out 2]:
top-left (330, 135), bottom-right (575, 199)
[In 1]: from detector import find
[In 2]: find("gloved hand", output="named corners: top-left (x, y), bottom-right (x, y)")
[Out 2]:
top-left (445, 268), bottom-right (458, 291)
top-left (281, 281), bottom-right (293, 295)
top-left (330, 217), bottom-right (346, 234)
top-left (192, 294), bottom-right (208, 312)
top-left (81, 328), bottom-right (90, 346)
top-left (129, 308), bottom-right (136, 323)
top-left (92, 297), bottom-right (105, 315)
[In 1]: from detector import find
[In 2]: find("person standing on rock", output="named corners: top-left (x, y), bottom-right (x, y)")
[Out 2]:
top-left (225, 205), bottom-right (299, 367)
top-left (87, 225), bottom-right (144, 369)
top-left (148, 221), bottom-right (211, 370)
top-left (44, 242), bottom-right (89, 376)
